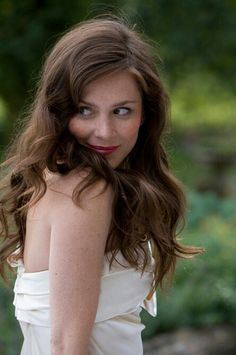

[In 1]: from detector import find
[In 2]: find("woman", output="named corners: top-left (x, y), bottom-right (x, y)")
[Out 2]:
top-left (0, 16), bottom-right (203, 354)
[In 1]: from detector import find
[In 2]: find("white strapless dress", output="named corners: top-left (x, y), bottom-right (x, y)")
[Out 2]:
top-left (10, 250), bottom-right (157, 355)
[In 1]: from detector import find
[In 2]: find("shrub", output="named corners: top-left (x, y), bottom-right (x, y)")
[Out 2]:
top-left (142, 190), bottom-right (236, 338)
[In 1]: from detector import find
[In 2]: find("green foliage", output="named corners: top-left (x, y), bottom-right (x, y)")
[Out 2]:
top-left (0, 1), bottom-right (88, 114)
top-left (170, 71), bottom-right (236, 129)
top-left (0, 98), bottom-right (8, 148)
top-left (141, 190), bottom-right (236, 339)
top-left (125, 0), bottom-right (236, 88)
top-left (0, 274), bottom-right (22, 354)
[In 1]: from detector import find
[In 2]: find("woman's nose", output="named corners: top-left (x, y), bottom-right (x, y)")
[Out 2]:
top-left (94, 115), bottom-right (115, 139)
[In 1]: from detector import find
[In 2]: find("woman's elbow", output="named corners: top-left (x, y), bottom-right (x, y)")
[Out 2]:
top-left (50, 337), bottom-right (89, 355)
top-left (50, 338), bottom-right (64, 355)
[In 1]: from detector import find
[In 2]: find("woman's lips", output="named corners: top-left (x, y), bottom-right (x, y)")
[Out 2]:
top-left (87, 144), bottom-right (119, 155)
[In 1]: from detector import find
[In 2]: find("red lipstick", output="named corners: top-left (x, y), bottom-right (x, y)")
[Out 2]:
top-left (87, 144), bottom-right (119, 155)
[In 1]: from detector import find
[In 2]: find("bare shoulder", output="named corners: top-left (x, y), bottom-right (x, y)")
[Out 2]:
top-left (27, 169), bottom-right (113, 226)
top-left (45, 168), bottom-right (113, 207)
top-left (43, 169), bottom-right (113, 226)
top-left (44, 168), bottom-right (85, 197)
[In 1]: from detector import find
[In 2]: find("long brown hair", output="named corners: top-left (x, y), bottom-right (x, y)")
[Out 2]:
top-left (0, 15), bottom-right (203, 290)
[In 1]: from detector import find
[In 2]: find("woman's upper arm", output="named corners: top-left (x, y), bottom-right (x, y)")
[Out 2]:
top-left (48, 178), bottom-right (113, 351)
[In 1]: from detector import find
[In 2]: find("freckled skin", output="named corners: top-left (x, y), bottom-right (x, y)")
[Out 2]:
top-left (68, 70), bottom-right (143, 168)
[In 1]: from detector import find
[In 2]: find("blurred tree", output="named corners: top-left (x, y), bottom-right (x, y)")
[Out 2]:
top-left (0, 1), bottom-right (79, 114)
top-left (124, 0), bottom-right (236, 87)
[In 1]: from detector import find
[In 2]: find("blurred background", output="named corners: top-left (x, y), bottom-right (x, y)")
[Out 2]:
top-left (0, 1), bottom-right (235, 354)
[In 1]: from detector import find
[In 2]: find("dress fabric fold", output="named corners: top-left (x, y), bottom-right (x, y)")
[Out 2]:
top-left (10, 249), bottom-right (157, 355)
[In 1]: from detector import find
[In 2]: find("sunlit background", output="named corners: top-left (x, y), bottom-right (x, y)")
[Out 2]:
top-left (0, 1), bottom-right (235, 354)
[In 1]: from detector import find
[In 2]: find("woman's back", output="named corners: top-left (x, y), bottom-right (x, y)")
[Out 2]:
top-left (23, 170), bottom-right (78, 273)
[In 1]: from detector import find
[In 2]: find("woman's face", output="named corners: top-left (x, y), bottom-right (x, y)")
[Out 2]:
top-left (68, 70), bottom-right (143, 168)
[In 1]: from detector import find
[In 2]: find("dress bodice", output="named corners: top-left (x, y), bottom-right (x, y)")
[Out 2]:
top-left (10, 249), bottom-right (157, 326)
top-left (10, 248), bottom-right (157, 355)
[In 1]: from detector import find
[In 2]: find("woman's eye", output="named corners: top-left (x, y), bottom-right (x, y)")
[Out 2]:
top-left (114, 107), bottom-right (131, 116)
top-left (78, 106), bottom-right (92, 116)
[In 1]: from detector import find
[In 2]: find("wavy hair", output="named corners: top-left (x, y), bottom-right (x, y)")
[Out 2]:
top-left (0, 15), bottom-right (203, 290)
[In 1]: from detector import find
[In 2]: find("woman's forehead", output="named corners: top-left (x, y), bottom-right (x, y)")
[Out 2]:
top-left (79, 70), bottom-right (142, 103)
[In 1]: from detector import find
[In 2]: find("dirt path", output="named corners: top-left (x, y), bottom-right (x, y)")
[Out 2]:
top-left (143, 325), bottom-right (236, 355)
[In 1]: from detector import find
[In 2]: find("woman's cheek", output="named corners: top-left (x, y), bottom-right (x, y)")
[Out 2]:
top-left (123, 119), bottom-right (142, 139)
top-left (68, 119), bottom-right (87, 140)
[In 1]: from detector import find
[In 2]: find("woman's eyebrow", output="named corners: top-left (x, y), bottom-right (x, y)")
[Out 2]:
top-left (79, 100), bottom-right (138, 107)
